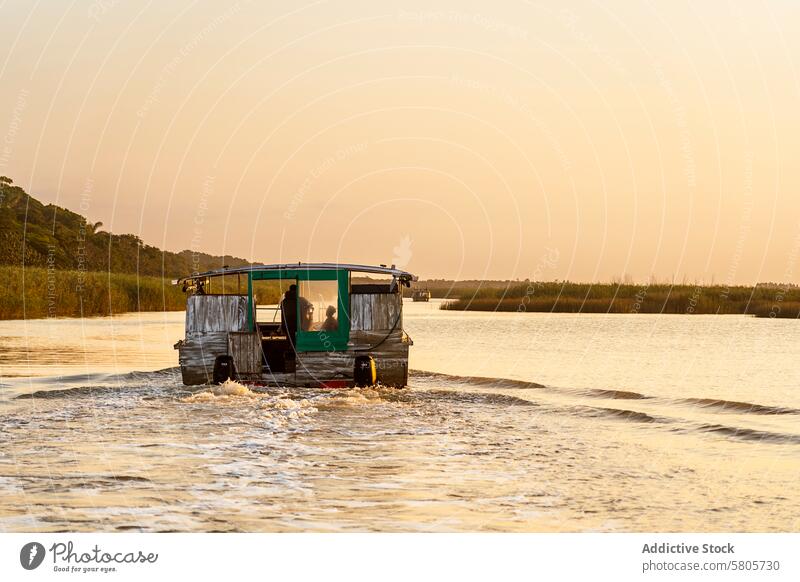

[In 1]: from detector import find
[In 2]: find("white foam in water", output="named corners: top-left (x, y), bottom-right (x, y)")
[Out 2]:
top-left (258, 395), bottom-right (317, 427)
top-left (181, 379), bottom-right (257, 402)
top-left (213, 379), bottom-right (255, 397)
top-left (180, 380), bottom-right (317, 427)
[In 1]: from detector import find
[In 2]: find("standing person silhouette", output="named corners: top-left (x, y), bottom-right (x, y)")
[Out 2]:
top-left (280, 284), bottom-right (298, 344)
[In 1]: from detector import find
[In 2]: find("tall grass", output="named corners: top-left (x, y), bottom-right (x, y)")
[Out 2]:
top-left (0, 265), bottom-right (186, 320)
top-left (440, 281), bottom-right (800, 318)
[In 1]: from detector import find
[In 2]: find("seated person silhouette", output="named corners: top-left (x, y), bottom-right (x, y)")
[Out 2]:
top-left (321, 305), bottom-right (338, 332)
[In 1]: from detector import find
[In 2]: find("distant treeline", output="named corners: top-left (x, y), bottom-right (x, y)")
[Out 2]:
top-left (438, 281), bottom-right (800, 318)
top-left (0, 177), bottom-right (249, 277)
top-left (0, 266), bottom-right (186, 320)
top-left (0, 176), bottom-right (250, 320)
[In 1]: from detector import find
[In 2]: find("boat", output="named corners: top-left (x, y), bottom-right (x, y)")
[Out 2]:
top-left (173, 263), bottom-right (418, 388)
top-left (411, 288), bottom-right (431, 302)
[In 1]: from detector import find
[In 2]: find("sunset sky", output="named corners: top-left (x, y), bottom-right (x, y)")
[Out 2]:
top-left (1, 0), bottom-right (799, 282)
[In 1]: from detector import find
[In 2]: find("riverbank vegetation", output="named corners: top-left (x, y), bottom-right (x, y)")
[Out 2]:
top-left (0, 177), bottom-right (246, 320)
top-left (438, 281), bottom-right (800, 318)
top-left (0, 177), bottom-right (248, 277)
top-left (0, 266), bottom-right (186, 320)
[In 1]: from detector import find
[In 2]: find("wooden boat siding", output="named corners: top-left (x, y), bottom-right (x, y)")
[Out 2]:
top-left (348, 329), bottom-right (409, 350)
top-left (295, 351), bottom-right (355, 385)
top-left (180, 295), bottom-right (249, 384)
top-left (228, 332), bottom-right (261, 376)
top-left (295, 346), bottom-right (409, 386)
top-left (347, 296), bottom-right (411, 386)
top-left (350, 292), bottom-right (402, 331)
top-left (178, 331), bottom-right (229, 385)
top-left (185, 295), bottom-right (248, 333)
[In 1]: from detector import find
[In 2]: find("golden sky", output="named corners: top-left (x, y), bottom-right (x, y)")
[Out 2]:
top-left (1, 0), bottom-right (799, 282)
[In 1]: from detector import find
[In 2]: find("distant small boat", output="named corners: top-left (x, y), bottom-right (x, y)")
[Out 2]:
top-left (411, 288), bottom-right (431, 302)
top-left (173, 263), bottom-right (417, 388)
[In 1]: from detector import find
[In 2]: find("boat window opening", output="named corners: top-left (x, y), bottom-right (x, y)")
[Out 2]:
top-left (298, 280), bottom-right (339, 332)
top-left (252, 279), bottom-right (290, 330)
top-left (197, 274), bottom-right (246, 296)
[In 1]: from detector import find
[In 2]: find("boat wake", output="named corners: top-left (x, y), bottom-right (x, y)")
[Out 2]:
top-left (5, 367), bottom-right (799, 446)
top-left (410, 369), bottom-right (799, 417)
top-left (409, 369), bottom-right (800, 445)
top-left (411, 369), bottom-right (546, 390)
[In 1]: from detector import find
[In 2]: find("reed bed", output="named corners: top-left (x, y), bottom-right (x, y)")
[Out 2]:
top-left (0, 265), bottom-right (186, 320)
top-left (440, 282), bottom-right (800, 318)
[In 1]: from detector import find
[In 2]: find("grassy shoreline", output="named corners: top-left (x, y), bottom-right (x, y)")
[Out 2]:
top-left (438, 282), bottom-right (800, 318)
top-left (3, 269), bottom-right (798, 320)
top-left (0, 265), bottom-right (186, 320)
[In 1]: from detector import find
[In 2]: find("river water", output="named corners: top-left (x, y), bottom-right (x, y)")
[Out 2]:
top-left (1, 300), bottom-right (798, 532)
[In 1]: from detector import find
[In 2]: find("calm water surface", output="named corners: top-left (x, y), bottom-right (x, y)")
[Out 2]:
top-left (1, 300), bottom-right (798, 532)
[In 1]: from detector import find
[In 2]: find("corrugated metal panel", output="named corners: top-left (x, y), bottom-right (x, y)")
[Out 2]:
top-left (348, 328), bottom-right (410, 386)
top-left (295, 351), bottom-right (354, 384)
top-left (348, 329), bottom-right (407, 352)
top-left (228, 332), bottom-right (261, 376)
top-left (186, 295), bottom-right (249, 332)
top-left (350, 293), bottom-right (402, 331)
top-left (178, 331), bottom-right (229, 385)
top-left (374, 356), bottom-right (409, 387)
